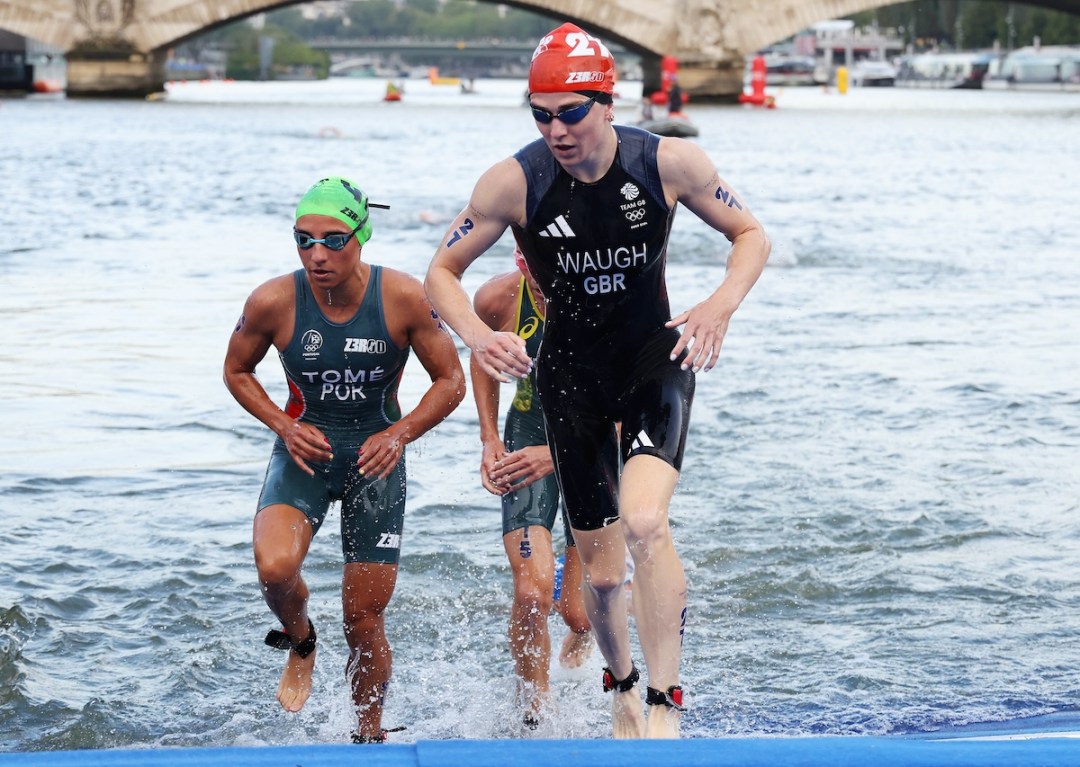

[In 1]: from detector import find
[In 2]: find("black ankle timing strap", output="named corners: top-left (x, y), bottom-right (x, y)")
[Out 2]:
top-left (646, 685), bottom-right (686, 711)
top-left (351, 726), bottom-right (406, 744)
top-left (264, 619), bottom-right (317, 659)
top-left (602, 663), bottom-right (640, 693)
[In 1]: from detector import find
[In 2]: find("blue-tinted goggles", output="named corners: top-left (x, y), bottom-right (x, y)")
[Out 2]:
top-left (530, 96), bottom-right (598, 125)
top-left (293, 221), bottom-right (363, 251)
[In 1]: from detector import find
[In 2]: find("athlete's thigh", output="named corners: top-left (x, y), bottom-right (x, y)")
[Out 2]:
top-left (257, 441), bottom-right (333, 534)
top-left (619, 362), bottom-right (695, 471)
top-left (501, 471), bottom-right (561, 535)
top-left (571, 521), bottom-right (629, 584)
top-left (339, 455), bottom-right (407, 565)
top-left (544, 409), bottom-right (621, 532)
top-left (619, 453), bottom-right (680, 539)
top-left (501, 408), bottom-right (560, 535)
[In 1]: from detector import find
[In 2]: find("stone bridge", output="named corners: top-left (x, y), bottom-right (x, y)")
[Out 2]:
top-left (2, 0), bottom-right (1078, 98)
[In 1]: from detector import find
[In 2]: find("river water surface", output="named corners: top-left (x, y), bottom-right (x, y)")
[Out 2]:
top-left (1, 76), bottom-right (1078, 750)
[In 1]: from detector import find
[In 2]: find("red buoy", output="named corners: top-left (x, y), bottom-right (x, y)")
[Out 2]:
top-left (738, 55), bottom-right (776, 108)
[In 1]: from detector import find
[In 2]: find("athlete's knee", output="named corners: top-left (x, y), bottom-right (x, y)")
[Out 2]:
top-left (514, 575), bottom-right (554, 617)
top-left (582, 562), bottom-right (627, 598)
top-left (620, 506), bottom-right (672, 553)
top-left (254, 549), bottom-right (304, 589)
top-left (561, 600), bottom-right (592, 634)
top-left (343, 607), bottom-right (387, 643)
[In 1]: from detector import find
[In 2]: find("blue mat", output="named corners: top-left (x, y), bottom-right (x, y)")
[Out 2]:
top-left (1, 735), bottom-right (1078, 767)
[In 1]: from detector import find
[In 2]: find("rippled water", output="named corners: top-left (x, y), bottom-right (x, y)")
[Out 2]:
top-left (1, 77), bottom-right (1078, 751)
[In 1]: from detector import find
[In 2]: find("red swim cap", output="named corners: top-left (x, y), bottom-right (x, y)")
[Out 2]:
top-left (528, 23), bottom-right (616, 95)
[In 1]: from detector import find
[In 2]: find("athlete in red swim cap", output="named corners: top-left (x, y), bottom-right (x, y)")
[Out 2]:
top-left (427, 22), bottom-right (771, 739)
top-left (528, 22), bottom-right (616, 95)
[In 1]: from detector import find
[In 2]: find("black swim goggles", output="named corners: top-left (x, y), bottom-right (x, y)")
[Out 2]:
top-left (530, 95), bottom-right (601, 126)
top-left (293, 220), bottom-right (365, 251)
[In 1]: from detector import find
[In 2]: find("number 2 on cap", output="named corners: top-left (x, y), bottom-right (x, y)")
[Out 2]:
top-left (565, 31), bottom-right (612, 59)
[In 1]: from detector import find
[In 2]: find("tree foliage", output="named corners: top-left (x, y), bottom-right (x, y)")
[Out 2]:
top-left (849, 1), bottom-right (1080, 49)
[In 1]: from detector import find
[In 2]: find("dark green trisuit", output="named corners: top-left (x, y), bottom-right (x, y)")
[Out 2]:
top-left (257, 267), bottom-right (410, 564)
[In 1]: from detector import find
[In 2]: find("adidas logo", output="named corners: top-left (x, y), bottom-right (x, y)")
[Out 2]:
top-left (538, 215), bottom-right (576, 238)
top-left (631, 430), bottom-right (654, 452)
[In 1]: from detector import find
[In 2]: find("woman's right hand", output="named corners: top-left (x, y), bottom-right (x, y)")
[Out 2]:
top-left (480, 438), bottom-right (507, 495)
top-left (281, 419), bottom-right (333, 476)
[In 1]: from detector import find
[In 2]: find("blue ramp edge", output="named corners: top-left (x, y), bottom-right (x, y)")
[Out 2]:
top-left (904, 711), bottom-right (1080, 740)
top-left (1, 737), bottom-right (1079, 767)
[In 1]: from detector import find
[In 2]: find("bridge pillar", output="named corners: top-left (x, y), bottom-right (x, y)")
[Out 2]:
top-left (641, 51), bottom-right (747, 104)
top-left (674, 57), bottom-right (746, 104)
top-left (65, 42), bottom-right (165, 98)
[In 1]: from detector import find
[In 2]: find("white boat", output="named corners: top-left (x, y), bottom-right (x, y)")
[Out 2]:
top-left (849, 59), bottom-right (897, 87)
top-left (763, 54), bottom-right (827, 87)
top-left (894, 51), bottom-right (997, 89)
top-left (982, 45), bottom-right (1080, 92)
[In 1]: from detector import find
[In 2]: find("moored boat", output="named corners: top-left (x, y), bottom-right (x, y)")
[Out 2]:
top-left (427, 66), bottom-right (460, 86)
top-left (982, 45), bottom-right (1080, 92)
top-left (849, 59), bottom-right (897, 87)
top-left (894, 51), bottom-right (997, 89)
top-left (763, 54), bottom-right (828, 87)
top-left (0, 33), bottom-right (65, 95)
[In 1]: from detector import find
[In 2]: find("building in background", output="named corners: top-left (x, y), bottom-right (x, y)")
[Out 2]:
top-left (0, 30), bottom-right (64, 93)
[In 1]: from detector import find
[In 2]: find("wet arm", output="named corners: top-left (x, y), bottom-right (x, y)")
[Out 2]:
top-left (661, 139), bottom-right (771, 371)
top-left (470, 275), bottom-right (517, 494)
top-left (222, 284), bottom-right (332, 474)
top-left (222, 288), bottom-right (294, 438)
top-left (425, 160), bottom-right (532, 382)
top-left (357, 276), bottom-right (466, 481)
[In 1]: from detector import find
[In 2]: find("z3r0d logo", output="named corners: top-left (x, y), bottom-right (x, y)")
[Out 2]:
top-left (344, 338), bottom-right (387, 354)
top-left (376, 532), bottom-right (401, 549)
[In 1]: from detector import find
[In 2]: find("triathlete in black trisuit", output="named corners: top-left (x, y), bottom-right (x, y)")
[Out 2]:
top-left (511, 123), bottom-right (696, 533)
top-left (425, 23), bottom-right (770, 738)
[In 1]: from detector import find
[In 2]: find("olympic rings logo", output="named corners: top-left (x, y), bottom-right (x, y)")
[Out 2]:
top-left (302, 330), bottom-right (324, 352)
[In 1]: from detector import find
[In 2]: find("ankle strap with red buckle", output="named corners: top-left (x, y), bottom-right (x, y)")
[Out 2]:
top-left (602, 663), bottom-right (640, 693)
top-left (646, 685), bottom-right (685, 711)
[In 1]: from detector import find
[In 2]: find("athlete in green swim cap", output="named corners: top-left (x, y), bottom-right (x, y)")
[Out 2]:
top-left (225, 176), bottom-right (465, 743)
top-left (294, 176), bottom-right (375, 247)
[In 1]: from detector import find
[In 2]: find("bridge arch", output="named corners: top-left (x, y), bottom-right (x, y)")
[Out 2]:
top-left (1, 0), bottom-right (1078, 96)
top-left (0, 1), bottom-right (956, 61)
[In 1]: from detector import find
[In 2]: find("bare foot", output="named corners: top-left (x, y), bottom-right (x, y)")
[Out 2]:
top-left (645, 704), bottom-right (681, 739)
top-left (276, 646), bottom-right (316, 712)
top-left (559, 630), bottom-right (594, 668)
top-left (611, 688), bottom-right (645, 739)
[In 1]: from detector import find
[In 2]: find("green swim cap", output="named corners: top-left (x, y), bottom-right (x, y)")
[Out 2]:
top-left (295, 176), bottom-right (373, 246)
